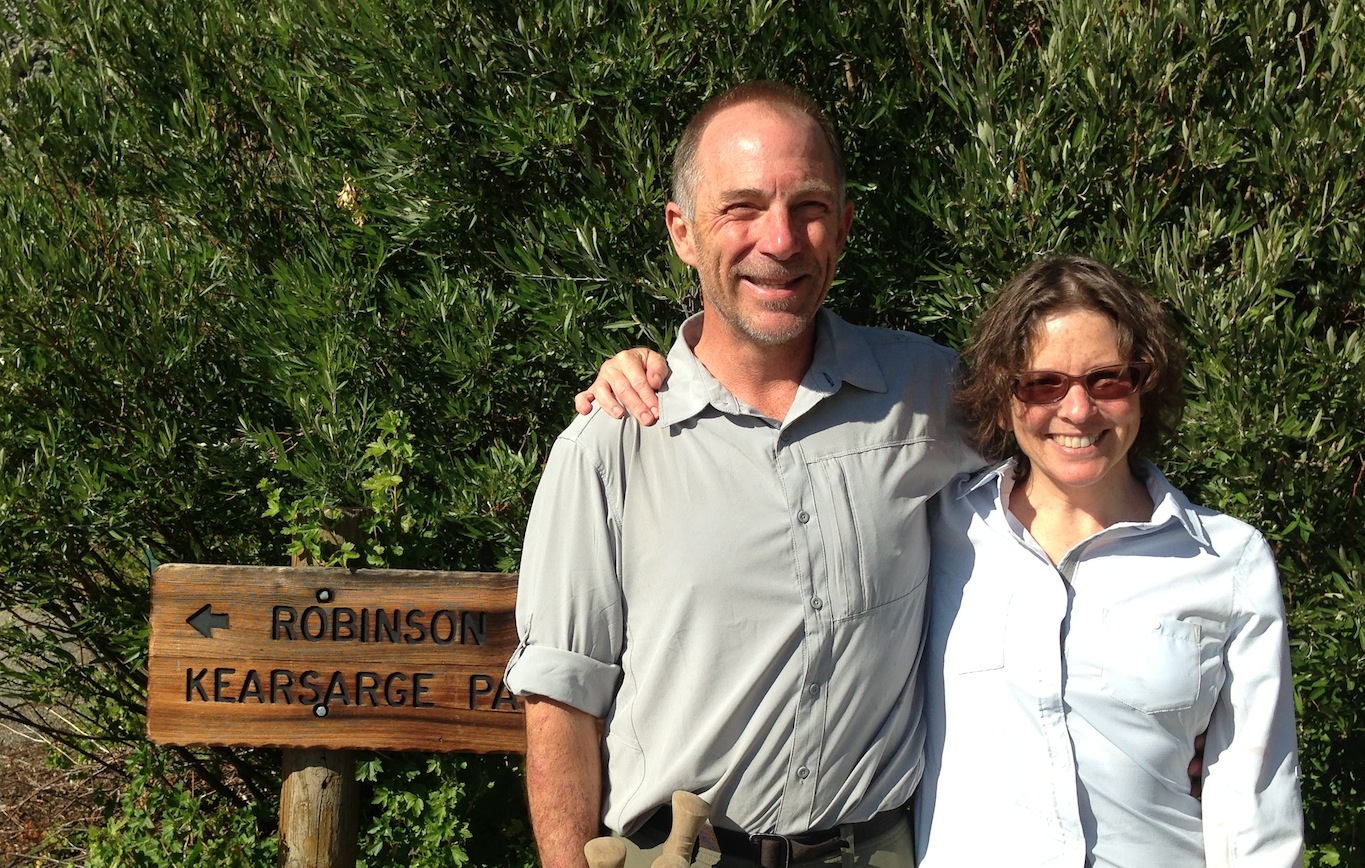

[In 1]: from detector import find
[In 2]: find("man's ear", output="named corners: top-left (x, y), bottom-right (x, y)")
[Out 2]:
top-left (664, 202), bottom-right (698, 267)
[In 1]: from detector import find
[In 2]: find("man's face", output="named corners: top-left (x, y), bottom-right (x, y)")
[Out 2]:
top-left (666, 103), bottom-right (853, 348)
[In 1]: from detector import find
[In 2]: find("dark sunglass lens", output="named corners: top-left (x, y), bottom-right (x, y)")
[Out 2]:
top-left (1017, 373), bottom-right (1066, 402)
top-left (1086, 366), bottom-right (1139, 399)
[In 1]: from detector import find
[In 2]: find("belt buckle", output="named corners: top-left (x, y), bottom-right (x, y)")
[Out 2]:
top-left (749, 832), bottom-right (791, 868)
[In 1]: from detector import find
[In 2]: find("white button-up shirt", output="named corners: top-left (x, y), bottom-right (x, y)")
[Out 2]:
top-left (915, 460), bottom-right (1303, 867)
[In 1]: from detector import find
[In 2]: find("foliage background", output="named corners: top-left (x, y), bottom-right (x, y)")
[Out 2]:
top-left (1, 0), bottom-right (1361, 864)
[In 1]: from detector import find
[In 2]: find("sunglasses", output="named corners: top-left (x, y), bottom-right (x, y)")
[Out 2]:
top-left (1012, 362), bottom-right (1152, 405)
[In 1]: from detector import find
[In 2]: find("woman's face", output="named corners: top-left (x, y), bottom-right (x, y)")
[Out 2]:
top-left (1004, 308), bottom-right (1143, 502)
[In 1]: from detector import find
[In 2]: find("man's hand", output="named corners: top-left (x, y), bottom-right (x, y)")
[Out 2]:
top-left (525, 696), bottom-right (604, 868)
top-left (574, 348), bottom-right (670, 426)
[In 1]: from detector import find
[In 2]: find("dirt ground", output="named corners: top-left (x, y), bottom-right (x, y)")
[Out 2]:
top-left (0, 726), bottom-right (113, 867)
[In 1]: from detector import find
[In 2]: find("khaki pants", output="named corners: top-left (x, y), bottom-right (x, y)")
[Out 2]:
top-left (619, 813), bottom-right (914, 868)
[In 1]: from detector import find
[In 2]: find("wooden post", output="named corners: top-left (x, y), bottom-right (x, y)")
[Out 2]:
top-left (279, 512), bottom-right (363, 868)
top-left (279, 747), bottom-right (359, 867)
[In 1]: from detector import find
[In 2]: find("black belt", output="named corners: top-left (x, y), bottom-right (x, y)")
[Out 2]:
top-left (633, 804), bottom-right (906, 868)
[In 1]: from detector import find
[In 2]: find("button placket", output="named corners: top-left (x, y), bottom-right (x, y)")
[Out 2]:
top-left (774, 433), bottom-right (826, 826)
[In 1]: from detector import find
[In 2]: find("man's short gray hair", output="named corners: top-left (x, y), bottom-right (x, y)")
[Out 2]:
top-left (671, 81), bottom-right (847, 219)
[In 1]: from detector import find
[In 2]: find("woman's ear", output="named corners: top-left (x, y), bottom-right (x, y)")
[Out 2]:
top-left (997, 404), bottom-right (1014, 433)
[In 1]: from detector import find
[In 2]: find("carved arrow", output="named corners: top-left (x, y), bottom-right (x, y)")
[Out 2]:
top-left (187, 604), bottom-right (230, 638)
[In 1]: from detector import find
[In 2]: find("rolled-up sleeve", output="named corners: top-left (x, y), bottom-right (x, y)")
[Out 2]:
top-left (1201, 532), bottom-right (1304, 866)
top-left (504, 424), bottom-right (626, 718)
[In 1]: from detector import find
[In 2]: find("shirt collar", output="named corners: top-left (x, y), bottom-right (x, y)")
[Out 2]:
top-left (961, 461), bottom-right (1011, 499)
top-left (1138, 460), bottom-right (1212, 548)
top-left (960, 458), bottom-right (1214, 549)
top-left (655, 308), bottom-right (888, 427)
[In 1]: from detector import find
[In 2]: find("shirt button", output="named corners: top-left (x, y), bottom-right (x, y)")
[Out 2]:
top-left (808, 683), bottom-right (821, 697)
top-left (797, 511), bottom-right (810, 523)
top-left (810, 597), bottom-right (823, 610)
top-left (797, 766), bottom-right (811, 780)
top-left (779, 431), bottom-right (791, 443)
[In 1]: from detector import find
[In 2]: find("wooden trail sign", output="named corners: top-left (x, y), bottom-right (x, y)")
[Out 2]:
top-left (147, 564), bottom-right (525, 754)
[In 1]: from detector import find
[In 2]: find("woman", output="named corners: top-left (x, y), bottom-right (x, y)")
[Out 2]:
top-left (914, 256), bottom-right (1301, 866)
top-left (575, 255), bottom-right (1303, 866)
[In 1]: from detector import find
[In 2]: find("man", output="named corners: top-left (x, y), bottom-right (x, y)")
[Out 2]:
top-left (503, 81), bottom-right (978, 868)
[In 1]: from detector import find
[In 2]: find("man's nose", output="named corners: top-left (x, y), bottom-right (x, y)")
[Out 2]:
top-left (755, 208), bottom-right (799, 258)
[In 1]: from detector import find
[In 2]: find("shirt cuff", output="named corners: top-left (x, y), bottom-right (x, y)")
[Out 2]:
top-left (504, 643), bottom-right (621, 718)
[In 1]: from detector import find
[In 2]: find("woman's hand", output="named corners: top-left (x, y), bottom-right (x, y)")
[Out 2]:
top-left (574, 348), bottom-right (671, 426)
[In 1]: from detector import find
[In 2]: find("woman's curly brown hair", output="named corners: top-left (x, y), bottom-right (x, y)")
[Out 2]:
top-left (955, 255), bottom-right (1187, 481)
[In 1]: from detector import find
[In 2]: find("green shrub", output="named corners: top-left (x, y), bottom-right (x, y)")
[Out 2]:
top-left (2, 0), bottom-right (1361, 864)
top-left (84, 743), bottom-right (280, 867)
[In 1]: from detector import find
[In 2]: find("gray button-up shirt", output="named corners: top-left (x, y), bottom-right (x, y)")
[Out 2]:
top-left (505, 309), bottom-right (978, 836)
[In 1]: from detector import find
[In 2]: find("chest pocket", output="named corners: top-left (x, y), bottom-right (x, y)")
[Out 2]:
top-left (939, 580), bottom-right (1011, 674)
top-left (807, 440), bottom-right (935, 620)
top-left (1099, 612), bottom-right (1201, 713)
